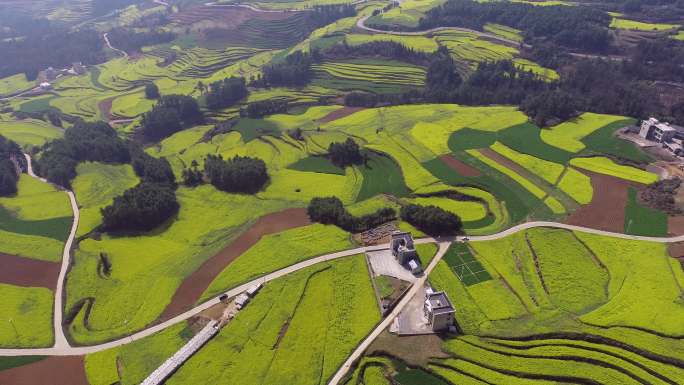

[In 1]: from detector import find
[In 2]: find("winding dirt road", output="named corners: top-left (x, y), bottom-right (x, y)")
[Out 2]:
top-left (23, 154), bottom-right (80, 350)
top-left (103, 32), bottom-right (127, 58)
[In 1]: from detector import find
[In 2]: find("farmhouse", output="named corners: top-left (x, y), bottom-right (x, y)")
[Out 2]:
top-left (423, 288), bottom-right (455, 331)
top-left (390, 231), bottom-right (418, 265)
top-left (71, 62), bottom-right (86, 75)
top-left (639, 118), bottom-right (684, 155)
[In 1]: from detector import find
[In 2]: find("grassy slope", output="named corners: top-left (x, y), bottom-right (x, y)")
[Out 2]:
top-left (0, 175), bottom-right (71, 261)
top-left (0, 284), bottom-right (53, 348)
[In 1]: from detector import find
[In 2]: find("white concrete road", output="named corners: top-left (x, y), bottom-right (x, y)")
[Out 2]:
top-left (103, 33), bottom-right (127, 58)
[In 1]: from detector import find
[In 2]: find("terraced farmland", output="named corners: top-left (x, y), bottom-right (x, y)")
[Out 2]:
top-left (313, 60), bottom-right (426, 93)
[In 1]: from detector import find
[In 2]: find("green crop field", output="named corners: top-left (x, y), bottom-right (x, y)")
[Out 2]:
top-left (344, 34), bottom-right (439, 53)
top-left (356, 152), bottom-right (410, 202)
top-left (0, 117), bottom-right (63, 147)
top-left (623, 187), bottom-right (667, 236)
top-left (170, 255), bottom-right (379, 385)
top-left (366, 0), bottom-right (446, 29)
top-left (442, 242), bottom-right (492, 286)
top-left (287, 155), bottom-right (345, 175)
top-left (569, 156), bottom-right (658, 184)
top-left (407, 196), bottom-right (487, 222)
top-left (490, 141), bottom-right (564, 184)
top-left (0, 73), bottom-right (34, 97)
top-left (85, 323), bottom-right (189, 385)
top-left (673, 31), bottom-right (684, 40)
top-left (468, 149), bottom-right (565, 214)
top-left (0, 284), bottom-right (53, 348)
top-left (541, 112), bottom-right (629, 153)
top-left (65, 185), bottom-right (294, 344)
top-left (483, 23), bottom-right (523, 42)
top-left (418, 228), bottom-right (684, 384)
top-left (557, 167), bottom-right (593, 204)
top-left (72, 162), bottom-right (139, 236)
top-left (0, 175), bottom-right (71, 261)
top-left (312, 60), bottom-right (426, 94)
top-left (201, 223), bottom-right (354, 301)
top-left (610, 17), bottom-right (679, 31)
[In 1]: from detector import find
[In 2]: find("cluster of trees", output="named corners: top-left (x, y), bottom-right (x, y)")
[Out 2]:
top-left (141, 95), bottom-right (203, 140)
top-left (92, 0), bottom-right (140, 16)
top-left (240, 100), bottom-right (289, 118)
top-left (100, 182), bottom-right (179, 232)
top-left (303, 4), bottom-right (357, 30)
top-left (323, 41), bottom-right (431, 66)
top-left (206, 77), bottom-right (248, 110)
top-left (100, 144), bottom-right (178, 233)
top-left (0, 135), bottom-right (21, 196)
top-left (0, 27), bottom-right (105, 80)
top-left (204, 155), bottom-right (269, 194)
top-left (145, 83), bottom-right (160, 99)
top-left (35, 121), bottom-right (130, 187)
top-left (400, 204), bottom-right (462, 236)
top-left (328, 138), bottom-right (364, 167)
top-left (424, 47), bottom-right (463, 102)
top-left (106, 28), bottom-right (175, 54)
top-left (418, 0), bottom-right (612, 51)
top-left (520, 90), bottom-right (578, 126)
top-left (307, 196), bottom-right (397, 233)
top-left (253, 51), bottom-right (318, 88)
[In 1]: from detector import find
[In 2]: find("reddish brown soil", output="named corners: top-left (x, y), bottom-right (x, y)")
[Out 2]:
top-left (668, 216), bottom-right (684, 236)
top-left (98, 98), bottom-right (113, 121)
top-left (0, 356), bottom-right (88, 385)
top-left (0, 254), bottom-right (60, 289)
top-left (439, 154), bottom-right (481, 177)
top-left (667, 242), bottom-right (684, 259)
top-left (317, 106), bottom-right (365, 124)
top-left (158, 208), bottom-right (311, 320)
top-left (479, 148), bottom-right (534, 178)
top-left (566, 170), bottom-right (633, 232)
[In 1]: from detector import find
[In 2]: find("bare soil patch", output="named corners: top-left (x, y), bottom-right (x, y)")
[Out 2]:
top-left (566, 170), bottom-right (633, 232)
top-left (479, 148), bottom-right (534, 179)
top-left (317, 106), bottom-right (364, 124)
top-left (158, 208), bottom-right (311, 320)
top-left (0, 254), bottom-right (60, 289)
top-left (98, 98), bottom-right (113, 121)
top-left (367, 330), bottom-right (449, 367)
top-left (0, 356), bottom-right (88, 385)
top-left (668, 216), bottom-right (684, 235)
top-left (667, 242), bottom-right (684, 259)
top-left (439, 154), bottom-right (481, 177)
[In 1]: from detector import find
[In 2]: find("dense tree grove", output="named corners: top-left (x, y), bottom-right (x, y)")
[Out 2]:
top-left (425, 47), bottom-right (463, 102)
top-left (182, 161), bottom-right (203, 187)
top-left (303, 4), bottom-right (357, 30)
top-left (206, 77), bottom-right (248, 110)
top-left (324, 41), bottom-right (431, 66)
top-left (400, 204), bottom-right (462, 236)
top-left (141, 95), bottom-right (203, 140)
top-left (204, 155), bottom-right (269, 194)
top-left (240, 100), bottom-right (289, 118)
top-left (0, 135), bottom-right (21, 196)
top-left (418, 0), bottom-right (612, 51)
top-left (0, 28), bottom-right (105, 80)
top-left (254, 51), bottom-right (317, 88)
top-left (328, 138), bottom-right (364, 168)
top-left (91, 0), bottom-right (140, 16)
top-left (520, 90), bottom-right (579, 126)
top-left (307, 196), bottom-right (397, 233)
top-left (145, 83), bottom-right (160, 100)
top-left (130, 148), bottom-right (176, 186)
top-left (35, 121), bottom-right (130, 187)
top-left (106, 28), bottom-right (175, 54)
top-left (100, 182), bottom-right (179, 232)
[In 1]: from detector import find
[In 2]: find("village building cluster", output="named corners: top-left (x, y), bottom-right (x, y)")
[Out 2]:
top-left (638, 118), bottom-right (684, 156)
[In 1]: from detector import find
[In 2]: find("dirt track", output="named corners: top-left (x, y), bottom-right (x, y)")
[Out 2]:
top-left (439, 154), bottom-right (481, 177)
top-left (318, 107), bottom-right (365, 124)
top-left (158, 208), bottom-right (311, 320)
top-left (566, 171), bottom-right (633, 232)
top-left (0, 254), bottom-right (60, 289)
top-left (0, 356), bottom-right (88, 385)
